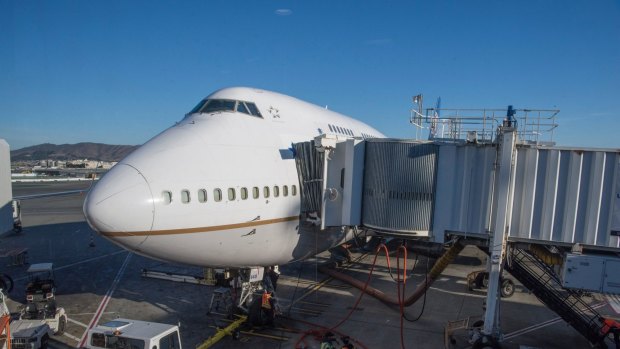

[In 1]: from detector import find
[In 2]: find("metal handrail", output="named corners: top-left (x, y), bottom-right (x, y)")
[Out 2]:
top-left (410, 107), bottom-right (559, 144)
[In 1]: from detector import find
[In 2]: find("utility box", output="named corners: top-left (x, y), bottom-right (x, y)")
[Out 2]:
top-left (560, 253), bottom-right (620, 294)
top-left (603, 260), bottom-right (620, 294)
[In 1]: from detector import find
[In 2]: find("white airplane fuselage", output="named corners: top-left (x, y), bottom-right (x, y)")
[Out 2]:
top-left (83, 87), bottom-right (383, 268)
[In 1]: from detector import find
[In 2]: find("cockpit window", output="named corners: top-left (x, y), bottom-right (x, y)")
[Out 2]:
top-left (189, 98), bottom-right (263, 118)
top-left (189, 99), bottom-right (207, 114)
top-left (246, 102), bottom-right (262, 118)
top-left (236, 101), bottom-right (250, 115)
top-left (202, 99), bottom-right (236, 113)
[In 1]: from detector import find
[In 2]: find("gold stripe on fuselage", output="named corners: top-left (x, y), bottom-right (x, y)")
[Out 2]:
top-left (100, 215), bottom-right (300, 237)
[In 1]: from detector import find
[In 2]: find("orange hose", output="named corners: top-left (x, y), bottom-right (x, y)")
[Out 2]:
top-left (318, 240), bottom-right (464, 307)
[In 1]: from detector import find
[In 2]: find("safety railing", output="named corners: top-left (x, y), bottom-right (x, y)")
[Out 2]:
top-left (410, 107), bottom-right (559, 144)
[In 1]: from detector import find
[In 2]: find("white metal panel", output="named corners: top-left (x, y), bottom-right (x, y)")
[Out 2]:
top-left (0, 139), bottom-right (12, 235)
top-left (510, 148), bottom-right (539, 239)
top-left (322, 140), bottom-right (347, 227)
top-left (583, 152), bottom-right (605, 245)
top-left (561, 151), bottom-right (583, 243)
top-left (431, 145), bottom-right (457, 243)
top-left (341, 139), bottom-right (365, 226)
top-left (538, 150), bottom-right (560, 241)
top-left (431, 143), bottom-right (495, 242)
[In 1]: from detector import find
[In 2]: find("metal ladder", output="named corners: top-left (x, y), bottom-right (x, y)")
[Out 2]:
top-left (505, 248), bottom-right (607, 347)
top-left (208, 287), bottom-right (233, 315)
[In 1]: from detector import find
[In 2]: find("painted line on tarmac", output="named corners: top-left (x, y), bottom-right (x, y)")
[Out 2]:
top-left (67, 317), bottom-right (88, 328)
top-left (66, 312), bottom-right (115, 316)
top-left (13, 250), bottom-right (126, 282)
top-left (606, 294), bottom-right (620, 314)
top-left (503, 302), bottom-right (606, 340)
top-left (77, 252), bottom-right (132, 348)
top-left (63, 332), bottom-right (82, 342)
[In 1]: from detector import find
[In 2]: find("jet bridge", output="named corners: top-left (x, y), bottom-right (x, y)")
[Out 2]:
top-left (296, 138), bottom-right (620, 250)
top-left (293, 107), bottom-right (620, 346)
top-left (295, 118), bottom-right (620, 251)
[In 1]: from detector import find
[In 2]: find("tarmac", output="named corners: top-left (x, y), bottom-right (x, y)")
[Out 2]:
top-left (1, 180), bottom-right (615, 349)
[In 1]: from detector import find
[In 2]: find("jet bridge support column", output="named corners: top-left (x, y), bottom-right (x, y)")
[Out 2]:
top-left (482, 127), bottom-right (517, 341)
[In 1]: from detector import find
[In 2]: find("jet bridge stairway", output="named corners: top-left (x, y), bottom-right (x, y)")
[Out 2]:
top-left (505, 247), bottom-right (610, 348)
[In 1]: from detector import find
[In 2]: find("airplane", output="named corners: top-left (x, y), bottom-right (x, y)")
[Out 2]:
top-left (83, 87), bottom-right (384, 270)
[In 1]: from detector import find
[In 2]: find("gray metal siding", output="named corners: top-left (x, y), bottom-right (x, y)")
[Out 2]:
top-left (506, 147), bottom-right (620, 248)
top-left (362, 141), bottom-right (437, 234)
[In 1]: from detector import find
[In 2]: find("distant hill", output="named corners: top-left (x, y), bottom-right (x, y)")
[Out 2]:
top-left (11, 143), bottom-right (140, 162)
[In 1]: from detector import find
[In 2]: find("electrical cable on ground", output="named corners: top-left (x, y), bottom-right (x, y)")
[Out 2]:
top-left (403, 254), bottom-right (430, 323)
top-left (291, 243), bottom-right (390, 349)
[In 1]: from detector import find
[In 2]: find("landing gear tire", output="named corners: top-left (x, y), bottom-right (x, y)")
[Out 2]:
top-left (500, 279), bottom-right (515, 298)
top-left (472, 334), bottom-right (501, 349)
top-left (0, 274), bottom-right (13, 293)
top-left (247, 297), bottom-right (274, 327)
top-left (40, 335), bottom-right (49, 349)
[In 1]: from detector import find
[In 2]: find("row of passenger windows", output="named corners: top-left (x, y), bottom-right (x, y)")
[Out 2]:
top-left (328, 124), bottom-right (354, 136)
top-left (162, 185), bottom-right (298, 205)
top-left (189, 99), bottom-right (263, 118)
top-left (361, 132), bottom-right (377, 139)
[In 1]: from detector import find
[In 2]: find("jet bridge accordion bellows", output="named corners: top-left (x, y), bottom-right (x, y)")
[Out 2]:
top-left (293, 140), bottom-right (325, 214)
top-left (362, 140), bottom-right (439, 235)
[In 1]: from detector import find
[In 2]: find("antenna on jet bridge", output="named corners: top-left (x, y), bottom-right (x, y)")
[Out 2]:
top-left (410, 94), bottom-right (425, 139)
top-left (429, 96), bottom-right (441, 139)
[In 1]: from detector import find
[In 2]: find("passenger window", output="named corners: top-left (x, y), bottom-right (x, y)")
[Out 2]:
top-left (241, 187), bottom-right (248, 200)
top-left (228, 188), bottom-right (236, 201)
top-left (274, 186), bottom-right (279, 197)
top-left (283, 185), bottom-right (288, 197)
top-left (292, 185), bottom-right (297, 196)
top-left (198, 189), bottom-right (207, 203)
top-left (246, 103), bottom-right (263, 117)
top-left (236, 102), bottom-right (250, 115)
top-left (181, 190), bottom-right (190, 204)
top-left (263, 186), bottom-right (270, 198)
top-left (252, 187), bottom-right (259, 199)
top-left (328, 124), bottom-right (334, 132)
top-left (163, 191), bottom-right (172, 205)
top-left (214, 189), bottom-right (222, 202)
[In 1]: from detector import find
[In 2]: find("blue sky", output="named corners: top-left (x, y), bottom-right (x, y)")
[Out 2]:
top-left (1, 0), bottom-right (619, 150)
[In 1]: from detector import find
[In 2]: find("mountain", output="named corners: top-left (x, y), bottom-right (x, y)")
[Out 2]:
top-left (10, 143), bottom-right (140, 162)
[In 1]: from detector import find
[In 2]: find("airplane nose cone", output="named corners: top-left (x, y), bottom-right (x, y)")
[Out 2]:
top-left (84, 164), bottom-right (154, 234)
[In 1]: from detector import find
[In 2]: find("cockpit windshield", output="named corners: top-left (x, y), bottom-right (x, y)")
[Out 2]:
top-left (188, 99), bottom-right (263, 118)
top-left (203, 99), bottom-right (236, 113)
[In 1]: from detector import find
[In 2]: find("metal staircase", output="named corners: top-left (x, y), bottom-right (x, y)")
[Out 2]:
top-left (505, 248), bottom-right (608, 347)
